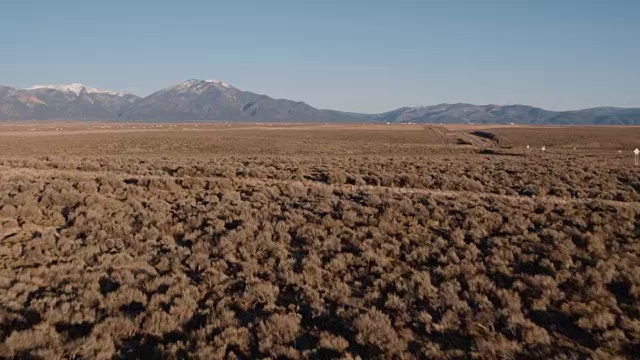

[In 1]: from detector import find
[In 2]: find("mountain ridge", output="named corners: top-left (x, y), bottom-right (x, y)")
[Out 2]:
top-left (1, 80), bottom-right (639, 124)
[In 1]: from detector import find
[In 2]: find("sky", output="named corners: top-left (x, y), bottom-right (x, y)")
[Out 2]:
top-left (1, 0), bottom-right (639, 112)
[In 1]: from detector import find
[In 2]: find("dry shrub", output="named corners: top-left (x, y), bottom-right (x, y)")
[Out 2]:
top-left (0, 126), bottom-right (639, 359)
top-left (257, 312), bottom-right (302, 355)
top-left (355, 309), bottom-right (407, 355)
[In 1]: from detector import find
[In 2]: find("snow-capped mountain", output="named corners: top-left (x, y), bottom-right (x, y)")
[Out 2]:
top-left (26, 83), bottom-right (133, 97)
top-left (0, 83), bottom-right (139, 120)
top-left (120, 79), bottom-right (361, 122)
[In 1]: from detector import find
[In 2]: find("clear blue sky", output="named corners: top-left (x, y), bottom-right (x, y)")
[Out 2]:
top-left (2, 0), bottom-right (639, 112)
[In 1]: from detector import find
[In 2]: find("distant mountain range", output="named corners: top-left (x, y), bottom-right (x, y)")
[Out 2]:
top-left (1, 80), bottom-right (639, 124)
top-left (0, 83), bottom-right (139, 120)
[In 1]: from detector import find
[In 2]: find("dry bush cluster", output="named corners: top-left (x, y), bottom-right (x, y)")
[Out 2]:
top-left (0, 126), bottom-right (639, 359)
top-left (2, 152), bottom-right (638, 202)
top-left (0, 127), bottom-right (455, 158)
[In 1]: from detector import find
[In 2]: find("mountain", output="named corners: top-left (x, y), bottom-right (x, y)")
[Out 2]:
top-left (374, 104), bottom-right (640, 125)
top-left (377, 104), bottom-right (640, 125)
top-left (0, 83), bottom-right (139, 120)
top-left (1, 80), bottom-right (640, 124)
top-left (120, 79), bottom-right (362, 122)
top-left (545, 107), bottom-right (640, 125)
top-left (373, 104), bottom-right (553, 124)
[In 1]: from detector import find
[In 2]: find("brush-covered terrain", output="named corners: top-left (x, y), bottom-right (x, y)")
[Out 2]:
top-left (0, 124), bottom-right (639, 359)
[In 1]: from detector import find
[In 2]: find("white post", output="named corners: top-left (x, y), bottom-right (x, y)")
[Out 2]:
top-left (634, 148), bottom-right (639, 166)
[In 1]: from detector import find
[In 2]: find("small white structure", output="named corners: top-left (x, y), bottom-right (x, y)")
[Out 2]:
top-left (634, 148), bottom-right (639, 166)
top-left (541, 146), bottom-right (546, 151)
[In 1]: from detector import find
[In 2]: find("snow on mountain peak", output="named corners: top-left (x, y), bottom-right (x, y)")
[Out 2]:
top-left (171, 79), bottom-right (234, 94)
top-left (204, 79), bottom-right (231, 88)
top-left (28, 83), bottom-right (92, 95)
top-left (26, 83), bottom-right (131, 97)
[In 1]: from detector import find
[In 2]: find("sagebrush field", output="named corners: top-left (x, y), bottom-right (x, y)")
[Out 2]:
top-left (0, 123), bottom-right (639, 359)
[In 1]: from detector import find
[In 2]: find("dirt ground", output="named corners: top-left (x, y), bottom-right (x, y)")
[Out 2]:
top-left (0, 123), bottom-right (639, 359)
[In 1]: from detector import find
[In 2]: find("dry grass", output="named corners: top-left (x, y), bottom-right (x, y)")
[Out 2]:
top-left (0, 124), bottom-right (639, 359)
